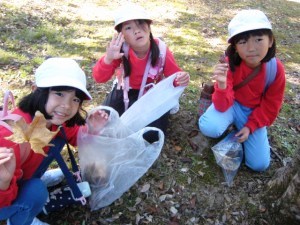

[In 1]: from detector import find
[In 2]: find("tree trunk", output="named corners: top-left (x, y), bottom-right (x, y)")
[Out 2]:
top-left (263, 149), bottom-right (300, 224)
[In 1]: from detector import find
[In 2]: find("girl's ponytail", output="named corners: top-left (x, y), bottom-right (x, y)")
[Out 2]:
top-left (122, 54), bottom-right (130, 77)
top-left (149, 33), bottom-right (159, 67)
top-left (226, 45), bottom-right (241, 72)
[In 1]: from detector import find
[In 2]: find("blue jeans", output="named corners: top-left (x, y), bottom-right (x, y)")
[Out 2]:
top-left (199, 101), bottom-right (270, 171)
top-left (0, 178), bottom-right (48, 225)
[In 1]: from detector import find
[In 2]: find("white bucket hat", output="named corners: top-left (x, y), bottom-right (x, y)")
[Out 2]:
top-left (228, 9), bottom-right (272, 43)
top-left (114, 3), bottom-right (152, 30)
top-left (35, 58), bottom-right (92, 100)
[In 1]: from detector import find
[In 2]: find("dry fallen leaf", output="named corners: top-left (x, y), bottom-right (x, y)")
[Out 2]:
top-left (157, 181), bottom-right (164, 190)
top-left (145, 205), bottom-right (158, 214)
top-left (189, 195), bottom-right (197, 208)
top-left (6, 111), bottom-right (59, 156)
top-left (174, 145), bottom-right (182, 152)
top-left (140, 183), bottom-right (150, 193)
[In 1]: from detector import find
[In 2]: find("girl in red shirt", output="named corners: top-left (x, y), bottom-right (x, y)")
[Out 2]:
top-left (0, 58), bottom-right (108, 225)
top-left (92, 3), bottom-right (189, 143)
top-left (199, 10), bottom-right (285, 172)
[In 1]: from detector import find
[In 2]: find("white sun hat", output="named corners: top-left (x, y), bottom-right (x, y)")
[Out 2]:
top-left (35, 57), bottom-right (92, 100)
top-left (228, 9), bottom-right (272, 43)
top-left (114, 3), bottom-right (152, 30)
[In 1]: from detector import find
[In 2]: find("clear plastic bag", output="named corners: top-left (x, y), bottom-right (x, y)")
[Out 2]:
top-left (120, 73), bottom-right (185, 132)
top-left (77, 106), bottom-right (164, 210)
top-left (211, 131), bottom-right (243, 186)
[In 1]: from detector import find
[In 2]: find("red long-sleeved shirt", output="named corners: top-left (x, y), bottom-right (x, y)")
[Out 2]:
top-left (212, 59), bottom-right (285, 133)
top-left (92, 40), bottom-right (181, 89)
top-left (0, 108), bottom-right (80, 208)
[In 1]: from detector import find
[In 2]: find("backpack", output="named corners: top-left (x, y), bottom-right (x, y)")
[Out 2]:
top-left (0, 90), bottom-right (87, 205)
top-left (117, 38), bottom-right (167, 111)
top-left (265, 57), bottom-right (277, 91)
top-left (0, 90), bottom-right (21, 131)
top-left (198, 57), bottom-right (278, 117)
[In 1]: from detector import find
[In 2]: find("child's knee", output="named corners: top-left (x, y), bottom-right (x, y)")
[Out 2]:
top-left (26, 179), bottom-right (48, 206)
top-left (244, 133), bottom-right (270, 172)
top-left (246, 158), bottom-right (270, 172)
top-left (198, 116), bottom-right (223, 138)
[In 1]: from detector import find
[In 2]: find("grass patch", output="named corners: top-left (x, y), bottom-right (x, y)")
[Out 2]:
top-left (0, 48), bottom-right (27, 64)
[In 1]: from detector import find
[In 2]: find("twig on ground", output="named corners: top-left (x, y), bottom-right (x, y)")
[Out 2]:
top-left (271, 147), bottom-right (284, 165)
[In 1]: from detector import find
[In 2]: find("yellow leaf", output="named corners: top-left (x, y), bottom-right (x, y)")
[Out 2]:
top-left (5, 111), bottom-right (59, 156)
top-left (6, 119), bottom-right (28, 143)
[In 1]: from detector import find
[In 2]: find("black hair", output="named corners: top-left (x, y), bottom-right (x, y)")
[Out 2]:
top-left (18, 86), bottom-right (88, 127)
top-left (226, 29), bottom-right (276, 72)
top-left (115, 19), bottom-right (160, 77)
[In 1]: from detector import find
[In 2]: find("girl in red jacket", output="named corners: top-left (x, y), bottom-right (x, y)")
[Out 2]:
top-left (0, 58), bottom-right (108, 225)
top-left (199, 10), bottom-right (285, 172)
top-left (92, 3), bottom-right (189, 143)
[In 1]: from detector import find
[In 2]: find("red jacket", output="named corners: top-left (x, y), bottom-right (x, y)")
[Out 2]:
top-left (212, 59), bottom-right (286, 133)
top-left (92, 40), bottom-right (181, 89)
top-left (0, 108), bottom-right (80, 208)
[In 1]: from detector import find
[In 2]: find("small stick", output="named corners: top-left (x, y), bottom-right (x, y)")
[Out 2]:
top-left (271, 147), bottom-right (283, 165)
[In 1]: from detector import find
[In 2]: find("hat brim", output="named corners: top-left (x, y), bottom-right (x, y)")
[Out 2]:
top-left (228, 24), bottom-right (272, 43)
top-left (114, 18), bottom-right (152, 30)
top-left (38, 78), bottom-right (92, 100)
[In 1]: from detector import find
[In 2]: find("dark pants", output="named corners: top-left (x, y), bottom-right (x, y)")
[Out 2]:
top-left (103, 85), bottom-right (170, 143)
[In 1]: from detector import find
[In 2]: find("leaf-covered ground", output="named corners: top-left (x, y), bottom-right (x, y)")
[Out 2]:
top-left (0, 0), bottom-right (299, 224)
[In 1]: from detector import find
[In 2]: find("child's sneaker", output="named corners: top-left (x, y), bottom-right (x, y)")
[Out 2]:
top-left (41, 168), bottom-right (64, 187)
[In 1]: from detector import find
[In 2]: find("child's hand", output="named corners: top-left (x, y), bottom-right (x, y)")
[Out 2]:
top-left (0, 147), bottom-right (15, 190)
top-left (235, 127), bottom-right (250, 143)
top-left (104, 33), bottom-right (125, 64)
top-left (87, 110), bottom-right (109, 135)
top-left (174, 72), bottom-right (190, 87)
top-left (212, 63), bottom-right (228, 89)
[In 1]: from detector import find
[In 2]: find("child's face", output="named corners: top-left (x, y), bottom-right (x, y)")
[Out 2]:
top-left (235, 34), bottom-right (273, 68)
top-left (45, 89), bottom-right (80, 126)
top-left (121, 20), bottom-right (151, 51)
